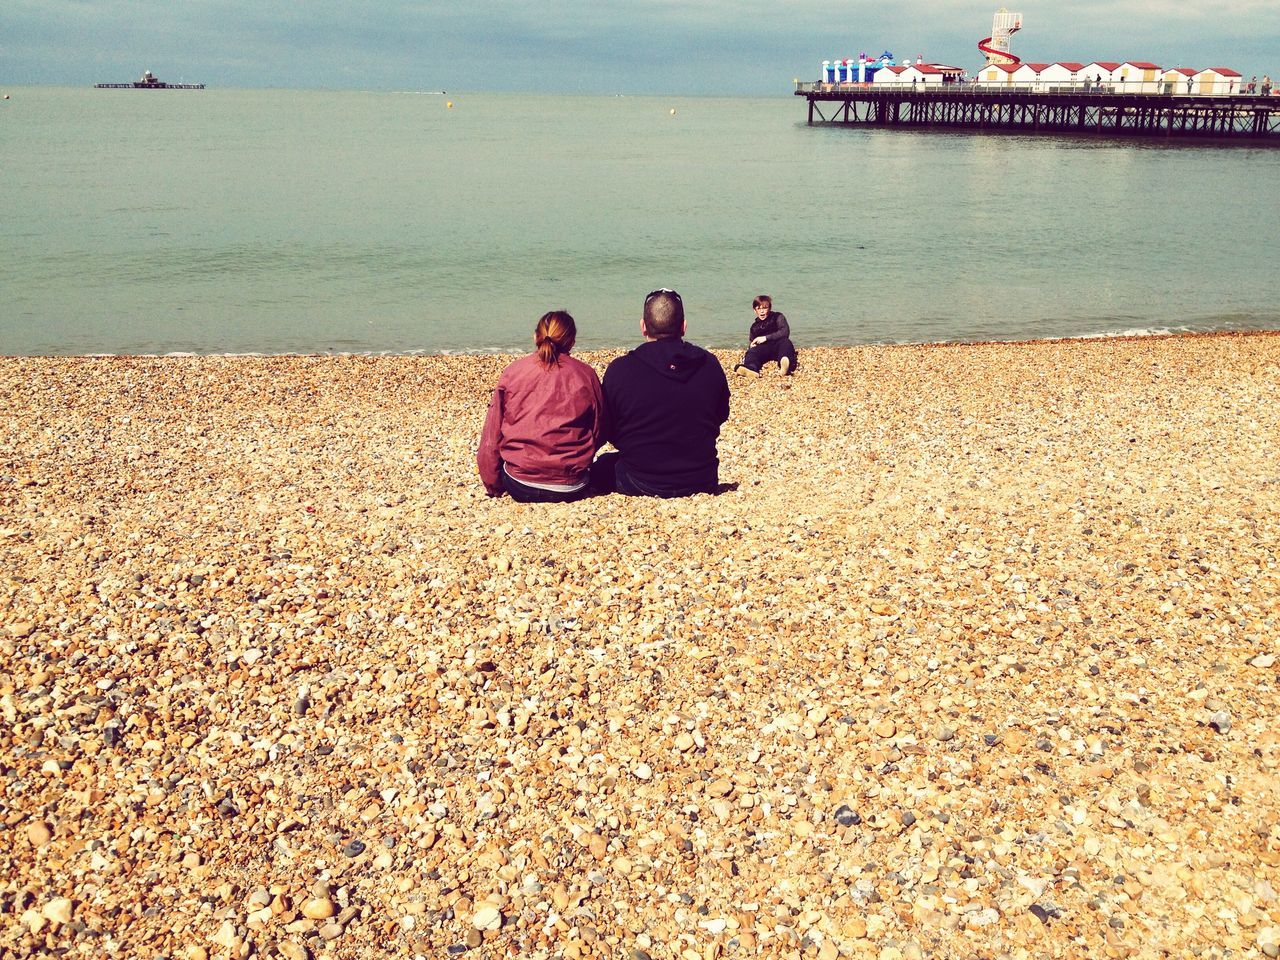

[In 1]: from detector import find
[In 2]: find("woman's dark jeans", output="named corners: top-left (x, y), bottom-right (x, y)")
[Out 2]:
top-left (501, 467), bottom-right (589, 503)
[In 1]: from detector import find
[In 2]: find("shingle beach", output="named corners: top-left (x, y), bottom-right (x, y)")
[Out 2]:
top-left (3, 334), bottom-right (1278, 960)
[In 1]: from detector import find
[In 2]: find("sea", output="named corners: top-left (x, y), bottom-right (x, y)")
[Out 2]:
top-left (2, 86), bottom-right (1277, 356)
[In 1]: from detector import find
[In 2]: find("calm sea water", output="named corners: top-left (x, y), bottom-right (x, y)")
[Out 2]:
top-left (2, 87), bottom-right (1278, 355)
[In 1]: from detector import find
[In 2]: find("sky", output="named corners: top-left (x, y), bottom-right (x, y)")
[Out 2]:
top-left (4, 1), bottom-right (1279, 94)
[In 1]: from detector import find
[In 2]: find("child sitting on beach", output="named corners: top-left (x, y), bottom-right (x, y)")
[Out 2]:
top-left (477, 311), bottom-right (606, 502)
top-left (734, 295), bottom-right (798, 377)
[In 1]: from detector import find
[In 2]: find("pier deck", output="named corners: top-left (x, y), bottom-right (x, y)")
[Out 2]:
top-left (796, 84), bottom-right (1280, 142)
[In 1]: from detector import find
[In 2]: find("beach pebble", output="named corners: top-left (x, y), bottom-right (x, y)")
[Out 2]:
top-left (834, 805), bottom-right (860, 827)
top-left (41, 898), bottom-right (73, 925)
top-left (706, 778), bottom-right (733, 798)
top-left (301, 899), bottom-right (337, 920)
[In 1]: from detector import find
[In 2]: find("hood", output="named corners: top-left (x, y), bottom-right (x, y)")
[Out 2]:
top-left (634, 338), bottom-right (709, 383)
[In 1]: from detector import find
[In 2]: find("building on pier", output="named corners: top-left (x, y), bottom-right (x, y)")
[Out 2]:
top-left (813, 10), bottom-right (1261, 99)
top-left (874, 64), bottom-right (965, 86)
top-left (1117, 62), bottom-right (1163, 87)
top-left (1009, 62), bottom-right (1053, 85)
top-left (1193, 68), bottom-right (1244, 95)
top-left (1164, 67), bottom-right (1198, 92)
top-left (1038, 62), bottom-right (1087, 86)
top-left (968, 60), bottom-right (1253, 96)
top-left (978, 62), bottom-right (1019, 85)
top-left (1081, 62), bottom-right (1123, 85)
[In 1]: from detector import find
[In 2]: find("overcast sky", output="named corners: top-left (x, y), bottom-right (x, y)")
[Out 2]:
top-left (5, 1), bottom-right (1279, 93)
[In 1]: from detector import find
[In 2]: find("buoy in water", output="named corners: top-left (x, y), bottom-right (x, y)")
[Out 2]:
top-left (669, 107), bottom-right (676, 116)
top-left (446, 100), bottom-right (454, 109)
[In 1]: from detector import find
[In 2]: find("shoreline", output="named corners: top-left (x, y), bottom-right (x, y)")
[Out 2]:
top-left (15, 325), bottom-right (1280, 361)
top-left (3, 334), bottom-right (1279, 959)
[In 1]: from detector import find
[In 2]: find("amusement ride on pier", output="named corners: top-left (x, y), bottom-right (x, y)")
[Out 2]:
top-left (797, 9), bottom-right (1279, 142)
top-left (977, 9), bottom-right (1023, 67)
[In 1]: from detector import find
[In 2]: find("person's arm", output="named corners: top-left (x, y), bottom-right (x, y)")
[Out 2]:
top-left (476, 383), bottom-right (506, 496)
top-left (589, 369), bottom-right (608, 452)
top-left (603, 363), bottom-right (622, 449)
top-left (715, 363), bottom-right (731, 425)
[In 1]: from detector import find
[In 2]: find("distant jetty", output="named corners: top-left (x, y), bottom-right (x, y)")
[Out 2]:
top-left (95, 70), bottom-right (204, 90)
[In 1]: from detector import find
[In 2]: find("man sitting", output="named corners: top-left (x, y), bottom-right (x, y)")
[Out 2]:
top-left (593, 288), bottom-right (731, 498)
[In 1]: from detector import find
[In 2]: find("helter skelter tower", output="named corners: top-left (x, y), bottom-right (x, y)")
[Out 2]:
top-left (978, 8), bottom-right (1024, 66)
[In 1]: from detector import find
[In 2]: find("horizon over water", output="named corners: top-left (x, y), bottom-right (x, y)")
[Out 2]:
top-left (2, 87), bottom-right (1278, 356)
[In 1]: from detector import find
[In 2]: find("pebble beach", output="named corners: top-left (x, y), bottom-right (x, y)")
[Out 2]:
top-left (3, 333), bottom-right (1279, 960)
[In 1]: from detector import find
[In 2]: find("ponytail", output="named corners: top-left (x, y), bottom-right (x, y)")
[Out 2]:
top-left (534, 311), bottom-right (576, 368)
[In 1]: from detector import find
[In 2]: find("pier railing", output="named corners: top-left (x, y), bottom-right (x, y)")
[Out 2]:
top-left (795, 80), bottom-right (1276, 99)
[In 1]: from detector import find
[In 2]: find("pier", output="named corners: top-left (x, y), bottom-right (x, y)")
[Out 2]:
top-left (94, 70), bottom-right (204, 90)
top-left (95, 82), bottom-right (205, 89)
top-left (795, 84), bottom-right (1280, 142)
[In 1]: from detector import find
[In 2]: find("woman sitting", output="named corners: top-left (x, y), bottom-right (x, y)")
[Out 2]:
top-left (477, 311), bottom-right (606, 502)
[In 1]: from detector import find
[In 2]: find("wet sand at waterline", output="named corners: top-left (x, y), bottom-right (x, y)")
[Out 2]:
top-left (3, 333), bottom-right (1278, 959)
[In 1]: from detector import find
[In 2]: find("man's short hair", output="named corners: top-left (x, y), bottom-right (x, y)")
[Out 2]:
top-left (643, 289), bottom-right (684, 339)
top-left (752, 295), bottom-right (772, 310)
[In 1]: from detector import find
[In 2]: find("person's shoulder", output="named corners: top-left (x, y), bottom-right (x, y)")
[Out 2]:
top-left (604, 346), bottom-right (642, 374)
top-left (683, 339), bottom-right (719, 359)
top-left (562, 354), bottom-right (603, 381)
top-left (500, 352), bottom-right (537, 379)
top-left (692, 341), bottom-right (718, 358)
top-left (684, 341), bottom-right (728, 377)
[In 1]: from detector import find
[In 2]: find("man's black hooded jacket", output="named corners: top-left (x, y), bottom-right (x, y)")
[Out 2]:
top-left (602, 338), bottom-right (731, 495)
